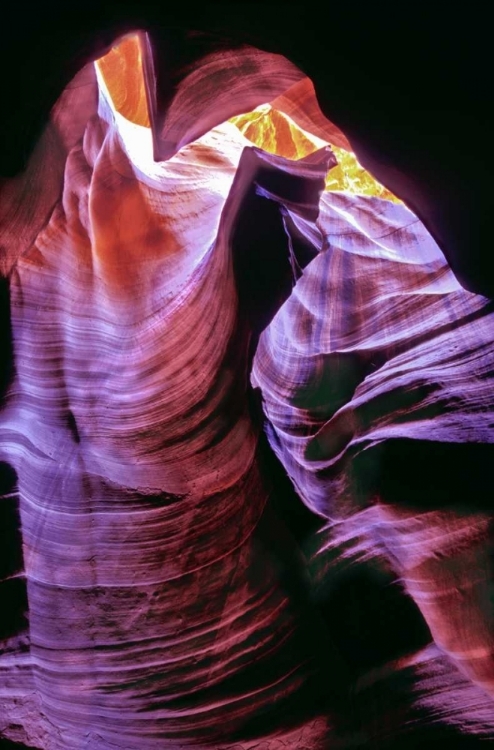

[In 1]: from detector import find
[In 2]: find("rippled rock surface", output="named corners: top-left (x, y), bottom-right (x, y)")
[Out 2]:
top-left (252, 191), bottom-right (494, 742)
top-left (1, 34), bottom-right (494, 750)
top-left (0, 55), bottom-right (340, 748)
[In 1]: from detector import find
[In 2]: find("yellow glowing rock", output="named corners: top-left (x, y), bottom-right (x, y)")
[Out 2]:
top-left (231, 105), bottom-right (401, 202)
top-left (326, 146), bottom-right (402, 203)
top-left (231, 105), bottom-right (324, 160)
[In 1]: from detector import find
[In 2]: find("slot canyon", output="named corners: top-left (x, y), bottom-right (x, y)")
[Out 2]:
top-left (1, 8), bottom-right (493, 749)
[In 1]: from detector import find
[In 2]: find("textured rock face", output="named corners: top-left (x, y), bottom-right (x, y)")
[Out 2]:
top-left (0, 51), bottom-right (339, 749)
top-left (252, 191), bottom-right (494, 703)
top-left (1, 32), bottom-right (494, 750)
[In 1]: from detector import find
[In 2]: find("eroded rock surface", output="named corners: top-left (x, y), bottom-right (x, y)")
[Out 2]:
top-left (1, 35), bottom-right (494, 750)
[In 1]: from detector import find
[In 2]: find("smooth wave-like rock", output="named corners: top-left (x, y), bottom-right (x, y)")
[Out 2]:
top-left (1, 30), bottom-right (494, 750)
top-left (0, 54), bottom-right (342, 749)
top-left (252, 190), bottom-right (494, 720)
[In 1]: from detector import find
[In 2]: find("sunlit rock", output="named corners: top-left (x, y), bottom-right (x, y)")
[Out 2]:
top-left (1, 30), bottom-right (494, 750)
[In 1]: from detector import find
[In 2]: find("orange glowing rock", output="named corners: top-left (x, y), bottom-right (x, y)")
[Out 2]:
top-left (96, 34), bottom-right (150, 127)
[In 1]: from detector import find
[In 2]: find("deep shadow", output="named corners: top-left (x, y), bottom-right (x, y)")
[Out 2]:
top-left (318, 565), bottom-right (431, 680)
top-left (351, 438), bottom-right (494, 515)
top-left (0, 277), bottom-right (14, 396)
top-left (0, 463), bottom-right (28, 641)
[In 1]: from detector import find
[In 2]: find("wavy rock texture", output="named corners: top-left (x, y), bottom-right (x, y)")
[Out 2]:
top-left (0, 54), bottom-right (343, 749)
top-left (252, 191), bottom-right (494, 739)
top-left (1, 32), bottom-right (494, 750)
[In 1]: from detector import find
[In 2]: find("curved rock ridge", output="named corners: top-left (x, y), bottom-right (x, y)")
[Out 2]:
top-left (0, 57), bottom-right (338, 748)
top-left (252, 190), bottom-right (494, 723)
top-left (141, 31), bottom-right (339, 163)
top-left (92, 30), bottom-right (351, 163)
top-left (2, 31), bottom-right (494, 750)
top-left (0, 64), bottom-right (100, 279)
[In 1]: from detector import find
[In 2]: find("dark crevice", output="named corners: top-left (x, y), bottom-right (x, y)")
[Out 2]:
top-left (0, 464), bottom-right (28, 641)
top-left (66, 410), bottom-right (80, 444)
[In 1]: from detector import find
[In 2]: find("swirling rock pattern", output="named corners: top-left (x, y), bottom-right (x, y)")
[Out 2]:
top-left (252, 191), bottom-right (494, 736)
top-left (0, 57), bottom-right (340, 749)
top-left (1, 32), bottom-right (494, 750)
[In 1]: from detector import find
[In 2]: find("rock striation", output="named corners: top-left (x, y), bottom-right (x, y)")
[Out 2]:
top-left (1, 31), bottom-right (494, 750)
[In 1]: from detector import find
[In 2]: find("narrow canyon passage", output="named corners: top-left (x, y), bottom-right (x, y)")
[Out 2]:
top-left (1, 30), bottom-right (494, 750)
